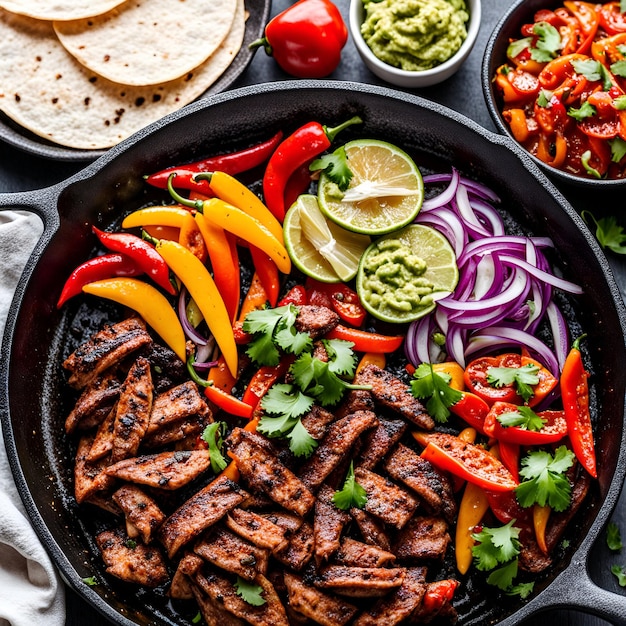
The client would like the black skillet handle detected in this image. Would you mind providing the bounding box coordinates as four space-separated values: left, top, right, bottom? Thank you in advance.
0 187 60 235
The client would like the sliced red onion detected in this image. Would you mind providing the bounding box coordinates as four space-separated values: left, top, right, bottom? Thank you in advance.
497 255 583 294
421 168 460 211
546 300 571 371
177 287 209 346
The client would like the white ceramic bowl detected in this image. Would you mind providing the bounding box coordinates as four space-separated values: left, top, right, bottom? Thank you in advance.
349 0 481 88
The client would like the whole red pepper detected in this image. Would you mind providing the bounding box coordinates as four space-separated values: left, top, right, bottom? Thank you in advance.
92 226 176 295
262 115 362 221
560 335 597 478
250 0 348 78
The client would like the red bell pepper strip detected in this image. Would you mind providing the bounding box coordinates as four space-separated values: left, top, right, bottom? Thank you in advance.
241 356 294 409
413 431 518 492
262 115 362 221
249 245 280 308
421 579 459 616
144 130 283 194
448 391 490 435
91 226 176 295
324 324 404 354
204 384 253 419
277 284 308 307
232 272 271 344
249 0 348 78
283 162 313 211
306 278 367 327
56 253 143 308
497 440 520 484
560 335 597 478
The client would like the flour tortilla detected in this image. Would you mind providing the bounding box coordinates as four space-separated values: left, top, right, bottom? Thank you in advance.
0 0 128 21
0 1 245 149
53 0 237 87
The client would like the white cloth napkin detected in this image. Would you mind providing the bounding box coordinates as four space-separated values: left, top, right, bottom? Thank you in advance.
0 211 65 626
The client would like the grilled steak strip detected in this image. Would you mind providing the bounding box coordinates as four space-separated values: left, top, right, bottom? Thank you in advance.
355 417 408 471
191 584 246 626
225 508 287 551
335 537 396 568
335 389 375 419
95 528 169 588
300 404 337 441
146 380 209 435
384 443 457 523
142 414 211 449
298 410 378 491
74 434 115 504
273 520 315 571
392 515 451 561
112 484 166 544
63 317 152 389
159 475 248 558
352 567 428 626
350 507 392 551
314 565 407 598
354 467 419 529
295 305 340 338
353 364 434 430
313 485 351 565
283 572 358 626
111 356 153 462
87 406 116 462
228 427 315 517
195 526 269 581
64 371 121 434
105 450 212 490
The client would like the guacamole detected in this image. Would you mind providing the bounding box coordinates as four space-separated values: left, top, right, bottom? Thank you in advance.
361 0 469 71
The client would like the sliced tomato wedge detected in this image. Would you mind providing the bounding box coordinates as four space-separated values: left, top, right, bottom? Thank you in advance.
599 1 626 34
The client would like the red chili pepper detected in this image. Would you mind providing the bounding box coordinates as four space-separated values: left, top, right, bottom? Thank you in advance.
277 284 308 307
92 226 176 295
56 253 143 308
497 440 521 483
283 162 313 211
561 335 597 478
421 579 459 615
449 391 490 435
249 245 280 308
241 356 294 409
324 324 404 354
204 384 253 419
262 115 362 221
305 278 367 327
144 131 283 194
250 0 348 78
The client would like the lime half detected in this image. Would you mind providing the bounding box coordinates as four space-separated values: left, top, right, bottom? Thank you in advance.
318 139 424 236
356 224 459 324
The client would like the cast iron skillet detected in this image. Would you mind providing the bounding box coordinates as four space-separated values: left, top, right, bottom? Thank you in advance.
1 81 625 626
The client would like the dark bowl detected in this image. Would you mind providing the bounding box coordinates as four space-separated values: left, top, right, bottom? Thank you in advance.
1 81 626 626
481 0 626 189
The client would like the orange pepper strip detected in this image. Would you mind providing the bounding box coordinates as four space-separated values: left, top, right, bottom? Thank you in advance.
238 272 270 321
179 210 208 262
207 355 238 393
503 108 530 143
249 245 280 308
355 352 386 377
143 224 179 242
533 503 551 555
432 362 465 391
456 481 490 574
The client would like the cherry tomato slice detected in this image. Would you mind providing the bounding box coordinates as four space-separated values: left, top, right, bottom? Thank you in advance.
600 1 626 35
306 278 367 326
464 354 524 405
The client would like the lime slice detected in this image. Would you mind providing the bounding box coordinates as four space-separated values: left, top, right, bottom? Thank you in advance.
318 139 424 236
356 224 459 324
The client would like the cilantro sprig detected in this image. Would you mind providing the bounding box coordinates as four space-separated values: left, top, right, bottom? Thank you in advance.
530 22 561 62
571 58 613 90
497 405 546 431
332 461 367 510
607 521 623 552
310 145 354 191
201 422 228 473
234 576 266 606
486 363 540 403
515 445 575 512
410 363 463 423
582 210 626 254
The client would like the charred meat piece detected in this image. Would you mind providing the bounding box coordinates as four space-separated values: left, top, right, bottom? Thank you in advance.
355 417 407 471
141 342 188 393
353 364 434 430
335 537 396 568
96 528 169 588
159 475 248 558
283 572 358 626
64 371 121 434
112 484 166 544
298 410 378 491
142 414 211 449
335 389 375 419
228 428 315 517
392 515 451 562
273 520 315 571
384 443 457 523
105 449 212 490
63 317 153 389
352 567 427 626
313 485 351 565
195 526 269 581
300 404 337 441
170 553 203 600
295 305 340 339
146 380 209 436
350 507 392 551
225 508 287 552
354 467 419 530
313 565 406 598
74 434 115 504
87 406 116 462
194 568 289 626
111 356 153 462
191 584 246 626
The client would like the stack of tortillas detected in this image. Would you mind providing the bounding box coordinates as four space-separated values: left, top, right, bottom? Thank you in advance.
0 0 246 150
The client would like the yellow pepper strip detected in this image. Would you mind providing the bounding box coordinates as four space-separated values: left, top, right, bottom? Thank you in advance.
432 362 465 391
82 277 186 362
207 171 284 242
156 239 238 378
179 210 208 262
457 427 477 444
121 205 191 229
202 197 291 274
355 352 386 377
456 481 490 575
533 503 551 555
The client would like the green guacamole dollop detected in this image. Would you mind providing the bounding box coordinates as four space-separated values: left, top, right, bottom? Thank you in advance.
361 0 469 71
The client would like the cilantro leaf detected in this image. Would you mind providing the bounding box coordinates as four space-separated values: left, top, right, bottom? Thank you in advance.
487 559 519 591
506 581 535 598
607 521 623 552
192 611 202 624
611 59 626 78
201 422 228 473
582 210 626 254
472 520 521 571
497 405 546 431
581 150 603 179
613 565 626 586
515 446 575 511
572 58 613 90
82 576 98 586
234 577 266 606
410 363 463 423
568 101 596 121
260 384 314 421
323 339 357 376
507 36 532 60
537 89 552 107
530 22 561 62
610 136 626 163
309 145 353 191
332 461 367 510
287 418 318 458
487 363 540 403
